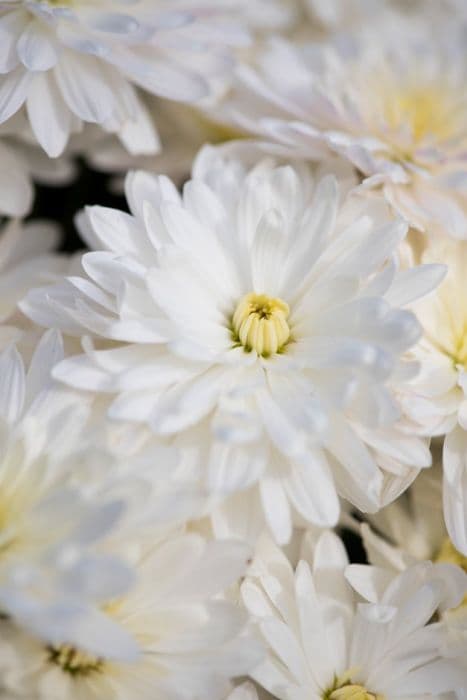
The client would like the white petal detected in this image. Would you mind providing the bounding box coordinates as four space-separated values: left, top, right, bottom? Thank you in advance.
26 71 71 157
17 20 58 71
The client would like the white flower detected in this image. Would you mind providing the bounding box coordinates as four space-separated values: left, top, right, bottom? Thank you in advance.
405 238 467 436
221 15 467 238
2 532 261 700
397 237 467 556
351 462 467 700
21 149 442 543
0 329 138 659
0 0 248 157
243 530 467 700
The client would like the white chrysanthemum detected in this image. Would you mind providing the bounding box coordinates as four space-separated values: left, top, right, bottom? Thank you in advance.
21 149 443 543
0 0 248 157
350 463 467 700
221 16 467 238
1 532 261 700
0 329 140 661
243 531 467 700
397 237 467 556
407 239 467 435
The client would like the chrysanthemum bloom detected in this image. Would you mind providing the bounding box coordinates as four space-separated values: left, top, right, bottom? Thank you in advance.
349 458 467 700
243 531 467 700
0 330 138 658
1 532 261 700
0 0 248 157
221 15 467 238
397 237 467 555
22 150 443 543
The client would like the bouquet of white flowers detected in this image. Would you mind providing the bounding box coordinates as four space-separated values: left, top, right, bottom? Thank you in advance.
0 1 465 699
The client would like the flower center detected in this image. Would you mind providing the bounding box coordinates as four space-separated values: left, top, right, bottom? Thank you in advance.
330 687 383 700
49 645 103 677
232 293 291 357
324 672 385 700
383 85 456 143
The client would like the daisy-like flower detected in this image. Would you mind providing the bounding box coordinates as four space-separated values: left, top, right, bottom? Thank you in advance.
0 0 248 157
22 149 442 544
1 532 261 700
243 531 467 700
0 329 138 659
402 237 467 439
350 462 467 700
221 14 467 238
396 236 467 555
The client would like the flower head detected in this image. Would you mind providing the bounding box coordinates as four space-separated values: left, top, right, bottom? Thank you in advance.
243 531 467 700
1 532 261 700
220 15 467 238
0 330 138 659
22 149 442 543
0 0 248 156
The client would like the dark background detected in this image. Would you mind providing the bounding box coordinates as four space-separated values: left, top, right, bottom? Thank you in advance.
31 159 128 253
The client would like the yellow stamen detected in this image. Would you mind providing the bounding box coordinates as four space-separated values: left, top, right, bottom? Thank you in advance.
330 685 384 700
232 293 291 357
324 671 385 700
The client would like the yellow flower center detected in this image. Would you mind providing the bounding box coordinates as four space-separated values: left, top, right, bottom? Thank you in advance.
49 645 103 676
232 293 291 357
324 672 385 700
383 85 456 144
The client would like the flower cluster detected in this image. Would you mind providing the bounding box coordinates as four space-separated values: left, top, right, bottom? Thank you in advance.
0 1 466 699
